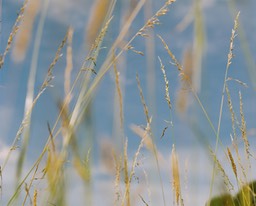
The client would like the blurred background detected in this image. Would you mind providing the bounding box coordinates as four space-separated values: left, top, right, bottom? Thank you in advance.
0 0 256 205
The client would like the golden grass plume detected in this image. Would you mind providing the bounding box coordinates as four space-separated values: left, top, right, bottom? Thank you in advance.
210 149 234 192
227 147 238 179
171 145 183 206
33 189 37 206
113 51 124 129
159 56 172 110
0 0 29 68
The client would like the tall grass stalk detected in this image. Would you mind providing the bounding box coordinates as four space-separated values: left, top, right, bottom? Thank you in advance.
208 12 240 203
171 145 184 206
144 0 156 130
158 35 218 139
227 0 256 90
16 0 49 185
6 30 69 205
136 73 166 206
111 0 130 152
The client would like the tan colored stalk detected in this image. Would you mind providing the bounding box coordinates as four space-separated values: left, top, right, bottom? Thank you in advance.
171 145 184 206
0 0 29 68
12 0 40 62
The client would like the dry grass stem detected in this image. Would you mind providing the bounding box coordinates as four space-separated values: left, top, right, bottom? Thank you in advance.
137 0 176 38
57 100 91 183
0 0 29 68
22 164 39 206
41 30 68 91
24 183 32 205
226 12 240 70
210 149 234 192
123 140 130 206
33 189 37 206
45 150 66 204
126 45 144 56
114 155 122 205
158 34 218 141
227 147 238 179
15 0 50 182
171 145 183 206
208 12 240 199
122 134 149 206
47 122 56 153
158 56 172 110
89 16 114 58
231 135 247 181
113 51 124 129
136 73 166 206
136 73 150 124
73 151 91 183
144 0 156 125
71 17 113 129
158 35 183 72
239 91 251 162
225 86 238 141
130 124 154 152
226 77 248 88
